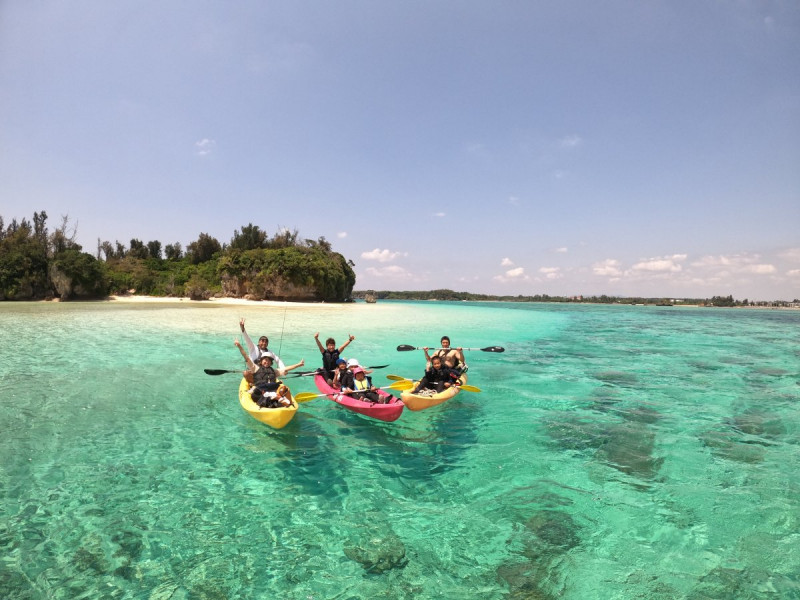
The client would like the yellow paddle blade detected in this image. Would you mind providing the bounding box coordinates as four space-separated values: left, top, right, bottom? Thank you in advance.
457 384 481 392
386 374 410 381
388 380 414 391
294 392 324 403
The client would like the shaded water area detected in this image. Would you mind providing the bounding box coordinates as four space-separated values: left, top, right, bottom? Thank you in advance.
1 300 798 599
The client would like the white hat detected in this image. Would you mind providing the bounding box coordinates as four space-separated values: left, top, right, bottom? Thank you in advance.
347 358 360 368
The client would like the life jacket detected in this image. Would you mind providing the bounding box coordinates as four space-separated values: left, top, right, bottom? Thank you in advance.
352 375 372 391
337 369 354 390
321 349 340 373
426 366 457 385
254 366 277 387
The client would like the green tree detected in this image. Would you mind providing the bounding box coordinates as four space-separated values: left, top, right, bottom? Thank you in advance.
186 233 221 264
0 219 49 299
146 240 163 260
164 242 183 260
50 248 109 299
230 223 268 251
128 239 149 260
48 215 81 256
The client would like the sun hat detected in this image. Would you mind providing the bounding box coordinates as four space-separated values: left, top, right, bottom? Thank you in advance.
352 367 365 375
336 358 346 365
347 358 360 368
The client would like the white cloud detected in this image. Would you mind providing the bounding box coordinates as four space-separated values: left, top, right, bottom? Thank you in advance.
539 267 562 280
742 264 777 274
433 212 446 217
554 247 568 253
632 258 683 273
508 196 520 206
361 248 405 263
493 266 530 283
337 232 347 238
593 259 623 277
501 257 514 267
778 248 800 263
787 269 800 277
194 138 216 156
559 134 583 148
691 253 775 275
364 265 413 279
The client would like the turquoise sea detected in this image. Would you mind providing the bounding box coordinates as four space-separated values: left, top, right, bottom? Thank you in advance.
0 300 798 599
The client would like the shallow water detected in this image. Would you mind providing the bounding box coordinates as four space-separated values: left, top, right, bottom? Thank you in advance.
1 301 798 599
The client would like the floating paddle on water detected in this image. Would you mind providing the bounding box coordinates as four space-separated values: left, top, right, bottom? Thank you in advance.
293 380 413 403
386 374 482 393
396 345 504 353
204 368 242 376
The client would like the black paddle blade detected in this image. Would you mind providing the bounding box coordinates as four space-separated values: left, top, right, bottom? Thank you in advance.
204 369 239 375
396 345 417 351
482 346 505 353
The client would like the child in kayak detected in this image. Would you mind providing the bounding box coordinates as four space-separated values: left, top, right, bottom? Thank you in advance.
331 358 352 390
314 332 355 384
411 355 460 395
342 367 391 404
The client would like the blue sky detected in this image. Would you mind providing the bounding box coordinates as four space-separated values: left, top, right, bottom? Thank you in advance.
2 1 798 300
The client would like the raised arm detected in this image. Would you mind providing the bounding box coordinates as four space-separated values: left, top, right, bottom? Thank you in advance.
338 334 355 353
455 347 465 367
423 346 432 369
234 339 257 372
277 358 305 376
240 319 257 358
313 332 325 353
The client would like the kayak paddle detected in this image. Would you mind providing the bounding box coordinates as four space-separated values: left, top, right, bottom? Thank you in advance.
204 368 242 376
284 364 391 379
293 380 413 403
396 345 505 353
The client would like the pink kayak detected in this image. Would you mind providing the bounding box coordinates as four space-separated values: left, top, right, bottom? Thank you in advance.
313 374 404 422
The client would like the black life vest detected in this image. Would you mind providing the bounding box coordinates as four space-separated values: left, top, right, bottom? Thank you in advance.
254 366 277 387
426 366 456 385
322 349 340 373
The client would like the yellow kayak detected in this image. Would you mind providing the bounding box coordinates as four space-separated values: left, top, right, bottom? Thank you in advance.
237 378 298 429
400 374 468 411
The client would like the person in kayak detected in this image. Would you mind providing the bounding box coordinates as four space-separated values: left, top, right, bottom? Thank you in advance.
331 358 352 390
314 332 355 383
239 318 286 370
423 336 466 373
249 384 292 408
343 367 391 403
234 340 304 405
411 355 460 394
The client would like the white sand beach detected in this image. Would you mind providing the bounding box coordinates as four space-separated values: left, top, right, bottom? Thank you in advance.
106 294 334 308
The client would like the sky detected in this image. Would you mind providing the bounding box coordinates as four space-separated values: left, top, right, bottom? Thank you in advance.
1 1 799 301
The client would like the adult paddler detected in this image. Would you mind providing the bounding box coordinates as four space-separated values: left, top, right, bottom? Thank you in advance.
239 318 286 371
423 336 466 373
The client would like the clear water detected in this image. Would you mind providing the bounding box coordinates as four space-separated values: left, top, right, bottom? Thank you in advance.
1 301 798 599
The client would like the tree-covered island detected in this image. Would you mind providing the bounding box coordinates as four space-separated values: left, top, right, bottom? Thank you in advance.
0 211 355 302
